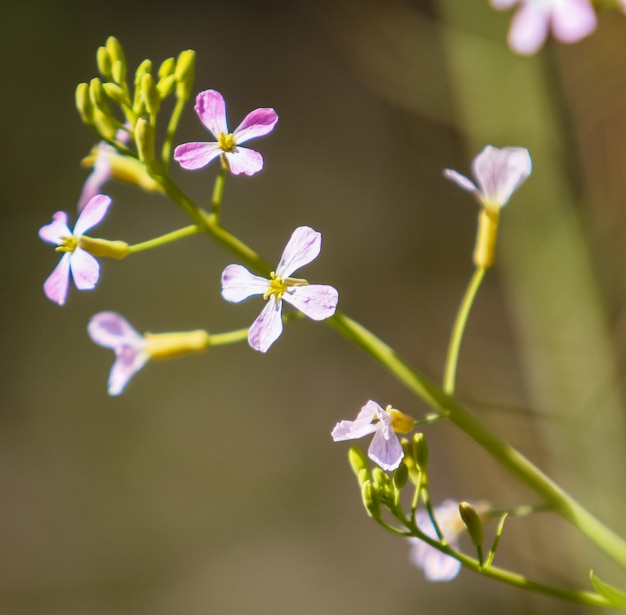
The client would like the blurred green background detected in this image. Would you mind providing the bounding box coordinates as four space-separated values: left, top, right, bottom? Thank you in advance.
2 0 626 613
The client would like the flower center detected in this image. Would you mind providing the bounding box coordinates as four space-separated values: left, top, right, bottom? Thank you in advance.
218 132 237 152
263 272 309 301
55 235 78 253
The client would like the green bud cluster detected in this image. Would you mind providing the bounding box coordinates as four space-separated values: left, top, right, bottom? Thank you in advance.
401 432 429 485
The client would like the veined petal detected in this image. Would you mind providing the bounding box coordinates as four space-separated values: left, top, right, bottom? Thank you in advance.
43 254 71 305
276 226 321 278
283 284 338 320
70 248 100 290
472 146 531 207
87 311 144 350
508 3 550 55
248 296 283 353
225 148 264 176
221 264 269 303
108 344 149 395
551 0 596 43
39 211 71 245
74 194 112 236
368 427 404 471
194 90 228 138
174 142 223 170
331 400 381 441
442 169 478 195
233 107 278 143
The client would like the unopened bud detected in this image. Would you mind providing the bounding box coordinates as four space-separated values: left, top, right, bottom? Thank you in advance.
361 481 381 519
414 432 429 473
134 59 152 88
459 502 484 547
96 46 112 78
158 57 176 79
175 49 195 100
348 446 369 479
157 74 176 99
105 36 126 67
89 77 110 115
473 207 500 268
103 82 129 106
135 117 155 165
111 60 127 87
393 462 409 491
141 73 160 115
75 83 94 124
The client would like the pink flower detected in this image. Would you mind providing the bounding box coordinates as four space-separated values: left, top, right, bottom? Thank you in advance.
221 226 338 352
491 0 597 55
444 146 531 210
78 142 113 212
174 89 278 176
88 311 148 395
408 500 463 582
331 400 415 471
38 194 112 305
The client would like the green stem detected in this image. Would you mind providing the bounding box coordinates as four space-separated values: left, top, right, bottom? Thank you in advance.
443 266 487 394
211 167 227 220
161 95 186 168
127 224 201 254
209 327 249 347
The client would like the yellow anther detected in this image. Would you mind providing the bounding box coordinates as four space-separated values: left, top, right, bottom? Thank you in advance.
55 236 78 253
388 407 416 434
218 132 237 152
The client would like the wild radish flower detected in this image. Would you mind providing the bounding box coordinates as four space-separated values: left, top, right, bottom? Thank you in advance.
408 500 464 582
490 0 597 55
174 89 278 176
444 146 531 267
38 194 112 306
88 311 210 395
331 400 416 471
221 226 338 352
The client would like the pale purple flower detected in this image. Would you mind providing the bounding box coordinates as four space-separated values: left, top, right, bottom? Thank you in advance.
174 89 278 176
88 311 149 395
491 0 597 55
38 194 112 306
444 146 531 210
221 226 338 352
331 400 415 471
408 500 463 582
78 141 113 212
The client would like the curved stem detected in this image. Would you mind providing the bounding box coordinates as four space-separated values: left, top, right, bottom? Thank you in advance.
127 224 201 254
443 266 487 394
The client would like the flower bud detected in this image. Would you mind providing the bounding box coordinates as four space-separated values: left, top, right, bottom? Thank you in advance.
157 74 176 99
393 461 409 490
75 82 94 124
141 73 160 115
111 60 127 87
103 82 129 106
413 432 429 473
348 446 369 480
134 59 152 88
473 207 500 268
459 501 484 547
361 481 381 519
89 77 111 115
78 236 130 259
175 49 195 100
135 117 155 165
97 46 112 78
144 330 210 360
105 36 126 68
158 57 176 79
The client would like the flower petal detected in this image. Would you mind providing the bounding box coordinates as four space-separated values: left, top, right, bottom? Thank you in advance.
490 0 517 8
174 142 223 170
74 194 112 236
108 344 149 395
551 0 596 43
78 144 113 212
331 400 381 441
408 538 461 582
233 107 278 144
368 427 404 471
225 148 264 176
507 3 550 55
442 169 478 196
248 296 283 353
472 146 531 207
70 248 100 290
221 264 269 303
39 211 71 245
194 89 228 138
43 254 71 305
87 311 144 350
276 226 321 278
283 284 338 320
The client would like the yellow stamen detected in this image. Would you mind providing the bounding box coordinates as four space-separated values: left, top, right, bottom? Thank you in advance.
263 272 309 301
55 236 78 253
218 132 237 152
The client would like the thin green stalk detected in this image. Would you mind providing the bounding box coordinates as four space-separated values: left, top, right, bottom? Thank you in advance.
161 95 186 168
209 327 249 346
211 167 227 220
443 266 486 394
127 224 201 254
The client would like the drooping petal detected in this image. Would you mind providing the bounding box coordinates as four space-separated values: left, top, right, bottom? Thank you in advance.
78 143 113 212
43 254 71 305
283 284 338 320
551 0 596 43
221 264 269 303
331 400 381 441
194 89 229 138
408 537 461 582
69 248 100 290
224 148 264 176
442 169 478 196
248 296 284 353
39 211 71 245
368 426 404 471
507 3 550 55
472 146 531 207
233 107 278 144
108 344 149 395
87 311 144 350
174 142 223 170
276 226 321 278
74 194 112 236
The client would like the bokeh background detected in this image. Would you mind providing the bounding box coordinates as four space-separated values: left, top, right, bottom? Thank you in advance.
3 0 626 613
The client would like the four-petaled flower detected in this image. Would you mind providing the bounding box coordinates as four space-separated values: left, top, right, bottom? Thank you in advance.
408 500 465 582
443 145 531 210
490 0 597 55
221 226 338 353
174 89 278 176
38 194 112 306
331 400 415 471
